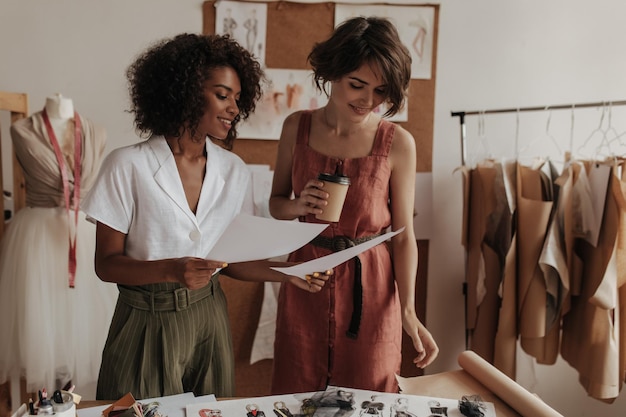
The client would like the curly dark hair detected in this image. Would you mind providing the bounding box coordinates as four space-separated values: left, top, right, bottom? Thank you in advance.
308 17 411 117
126 33 264 149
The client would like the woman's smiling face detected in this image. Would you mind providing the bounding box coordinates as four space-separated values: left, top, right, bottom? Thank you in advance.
198 66 241 140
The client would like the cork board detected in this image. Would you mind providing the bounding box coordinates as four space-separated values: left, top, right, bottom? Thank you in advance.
202 1 439 172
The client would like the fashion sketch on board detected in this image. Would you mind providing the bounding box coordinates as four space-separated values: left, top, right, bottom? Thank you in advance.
215 0 267 66
237 69 328 140
334 4 435 79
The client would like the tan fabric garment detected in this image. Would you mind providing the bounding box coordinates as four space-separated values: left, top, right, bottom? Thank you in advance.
493 235 518 378
473 162 515 363
612 160 626 385
561 162 621 401
463 167 488 341
10 111 106 208
516 164 552 348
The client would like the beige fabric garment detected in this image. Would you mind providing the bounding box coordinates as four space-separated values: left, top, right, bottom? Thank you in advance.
561 162 621 401
538 161 570 329
516 163 554 360
473 162 515 363
522 161 572 365
460 166 471 248
569 161 601 296
556 162 581 316
10 111 106 208
492 159 518 378
463 167 488 342
472 242 502 362
493 235 518 378
616 160 626 385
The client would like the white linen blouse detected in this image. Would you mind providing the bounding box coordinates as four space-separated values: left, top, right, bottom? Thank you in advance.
81 136 253 261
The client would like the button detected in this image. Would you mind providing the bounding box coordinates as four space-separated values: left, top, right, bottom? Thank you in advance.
189 230 201 241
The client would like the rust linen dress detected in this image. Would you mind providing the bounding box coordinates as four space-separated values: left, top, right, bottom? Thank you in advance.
272 111 402 394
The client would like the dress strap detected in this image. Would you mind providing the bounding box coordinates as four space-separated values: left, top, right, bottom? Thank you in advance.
295 110 313 145
370 119 396 158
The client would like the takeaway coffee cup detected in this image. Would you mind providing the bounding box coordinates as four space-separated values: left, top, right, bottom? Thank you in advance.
315 173 351 222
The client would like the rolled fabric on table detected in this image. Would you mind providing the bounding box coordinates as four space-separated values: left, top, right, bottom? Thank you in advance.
458 350 563 417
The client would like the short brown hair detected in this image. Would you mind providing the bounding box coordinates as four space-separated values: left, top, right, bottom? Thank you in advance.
308 16 411 117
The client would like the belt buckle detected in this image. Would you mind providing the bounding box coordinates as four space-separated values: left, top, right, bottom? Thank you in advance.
174 287 190 311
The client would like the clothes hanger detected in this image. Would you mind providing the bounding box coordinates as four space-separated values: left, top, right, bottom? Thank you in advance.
564 104 575 164
468 110 493 167
604 102 626 155
517 107 562 168
576 103 605 159
576 102 622 160
543 108 564 158
593 102 619 158
513 108 545 168
514 108 520 160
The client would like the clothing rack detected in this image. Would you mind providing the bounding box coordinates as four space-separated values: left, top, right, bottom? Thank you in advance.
451 99 626 350
451 99 626 166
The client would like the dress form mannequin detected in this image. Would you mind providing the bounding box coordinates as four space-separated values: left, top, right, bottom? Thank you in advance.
45 93 74 119
0 96 117 398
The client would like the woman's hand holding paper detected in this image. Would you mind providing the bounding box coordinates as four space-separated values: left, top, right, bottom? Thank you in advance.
288 269 333 293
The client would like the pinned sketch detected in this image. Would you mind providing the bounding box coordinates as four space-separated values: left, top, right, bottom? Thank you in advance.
335 5 435 79
238 68 329 140
215 0 267 65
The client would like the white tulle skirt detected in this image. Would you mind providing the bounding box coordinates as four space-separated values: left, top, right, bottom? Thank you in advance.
0 207 118 393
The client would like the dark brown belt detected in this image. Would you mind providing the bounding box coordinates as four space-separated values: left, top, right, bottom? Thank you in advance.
310 233 381 339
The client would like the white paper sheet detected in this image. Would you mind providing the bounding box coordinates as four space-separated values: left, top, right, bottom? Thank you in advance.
206 214 328 263
271 227 404 279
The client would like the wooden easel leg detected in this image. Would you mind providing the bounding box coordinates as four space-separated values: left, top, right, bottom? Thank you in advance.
0 377 33 417
19 379 30 412
0 381 11 417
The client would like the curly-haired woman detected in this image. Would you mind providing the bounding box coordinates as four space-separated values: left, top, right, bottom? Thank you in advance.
82 33 330 400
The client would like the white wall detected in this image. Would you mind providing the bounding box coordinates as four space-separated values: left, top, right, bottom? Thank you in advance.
2 0 626 415
431 2 626 416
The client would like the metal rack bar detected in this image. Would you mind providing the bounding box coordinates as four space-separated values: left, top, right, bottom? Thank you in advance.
451 99 626 166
